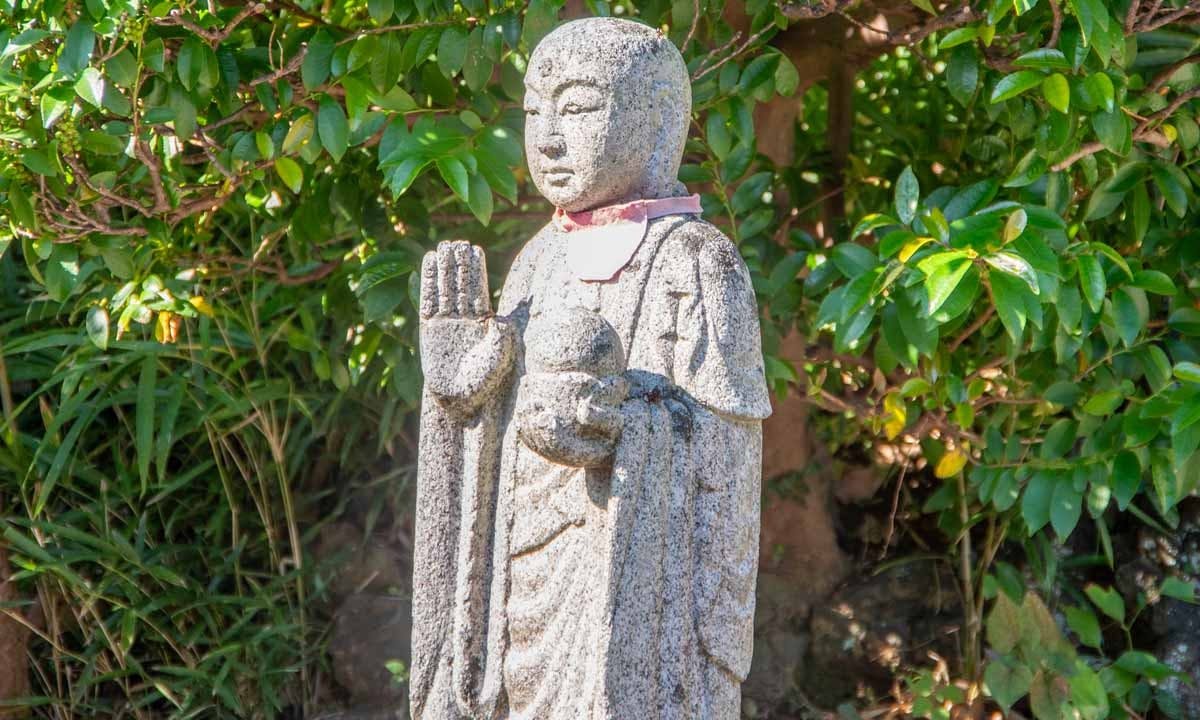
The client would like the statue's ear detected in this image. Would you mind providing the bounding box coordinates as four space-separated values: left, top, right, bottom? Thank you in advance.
649 78 688 173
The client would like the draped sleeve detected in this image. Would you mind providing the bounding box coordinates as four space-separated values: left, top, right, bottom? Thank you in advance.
668 223 772 422
654 222 770 689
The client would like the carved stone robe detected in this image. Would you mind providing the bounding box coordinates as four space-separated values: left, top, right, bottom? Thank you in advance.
411 214 771 720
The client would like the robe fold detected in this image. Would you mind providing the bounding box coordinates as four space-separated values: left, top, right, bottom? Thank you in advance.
411 214 770 720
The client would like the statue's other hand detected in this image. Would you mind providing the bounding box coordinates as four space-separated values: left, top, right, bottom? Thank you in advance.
419 241 515 415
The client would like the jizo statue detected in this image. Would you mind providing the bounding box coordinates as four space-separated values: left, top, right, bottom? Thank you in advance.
410 17 771 720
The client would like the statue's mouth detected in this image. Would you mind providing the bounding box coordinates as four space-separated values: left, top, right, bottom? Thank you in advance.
543 168 574 186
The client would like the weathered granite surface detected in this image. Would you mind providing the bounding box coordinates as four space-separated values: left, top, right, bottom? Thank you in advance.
411 18 770 719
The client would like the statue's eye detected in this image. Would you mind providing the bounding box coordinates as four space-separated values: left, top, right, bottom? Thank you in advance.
525 107 540 116
561 102 596 115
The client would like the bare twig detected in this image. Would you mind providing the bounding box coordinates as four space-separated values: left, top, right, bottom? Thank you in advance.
780 0 851 21
1149 54 1200 92
889 3 979 46
691 25 776 82
949 307 994 353
1046 0 1062 48
155 3 267 45
1134 0 1200 31
683 0 701 51
333 18 470 46
1126 0 1142 32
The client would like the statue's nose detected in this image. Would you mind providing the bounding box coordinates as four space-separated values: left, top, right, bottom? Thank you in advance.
538 135 566 159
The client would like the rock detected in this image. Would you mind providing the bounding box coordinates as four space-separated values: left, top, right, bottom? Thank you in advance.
328 594 411 711
312 709 407 720
803 561 962 706
0 549 30 719
314 522 408 599
743 573 809 712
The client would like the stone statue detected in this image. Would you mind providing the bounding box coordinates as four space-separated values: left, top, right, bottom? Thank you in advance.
410 17 771 720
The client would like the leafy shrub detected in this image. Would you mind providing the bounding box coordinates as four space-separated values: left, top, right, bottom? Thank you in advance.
2 0 1200 717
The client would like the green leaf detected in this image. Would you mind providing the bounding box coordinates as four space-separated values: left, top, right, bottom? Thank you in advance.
985 251 1038 293
368 0 395 23
1070 662 1110 720
1132 270 1176 296
7 184 36 229
1066 605 1103 648
1023 470 1055 533
1076 254 1106 313
437 26 468 77
894 166 919 224
462 27 492 92
947 45 979 106
317 95 349 162
1083 389 1123 416
939 26 979 48
274 157 304 193
850 213 900 239
466 172 493 225
1051 477 1083 539
136 354 157 495
85 307 109 350
990 271 1029 342
1015 48 1070 69
1113 287 1148 347
1042 73 1070 113
1082 72 1115 112
302 31 335 89
59 21 95 77
831 243 879 277
1112 451 1141 510
1042 419 1077 459
921 254 972 315
986 592 1024 653
984 660 1033 710
74 66 105 107
1169 308 1200 336
775 53 800 96
990 70 1044 103
1160 577 1195 602
1093 108 1132 155
1004 150 1047 188
44 244 79 301
40 86 73 129
1174 362 1200 384
1085 584 1125 623
282 113 314 154
371 32 405 92
1152 163 1190 217
436 156 469 202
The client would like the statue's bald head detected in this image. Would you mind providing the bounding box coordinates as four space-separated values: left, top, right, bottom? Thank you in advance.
524 18 691 212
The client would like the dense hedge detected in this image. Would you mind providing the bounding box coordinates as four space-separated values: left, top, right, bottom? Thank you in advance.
2 0 1200 717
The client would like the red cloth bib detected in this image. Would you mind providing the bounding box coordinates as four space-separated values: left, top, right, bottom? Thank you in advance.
552 194 702 282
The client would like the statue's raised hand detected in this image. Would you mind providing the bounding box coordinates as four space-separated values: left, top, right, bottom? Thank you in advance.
419 240 516 418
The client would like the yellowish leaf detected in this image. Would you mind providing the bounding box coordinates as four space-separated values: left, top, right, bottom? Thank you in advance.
189 295 215 318
883 393 907 440
935 447 968 478
154 311 180 344
899 236 934 263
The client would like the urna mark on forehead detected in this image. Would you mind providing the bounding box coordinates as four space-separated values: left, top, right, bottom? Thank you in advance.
523 53 612 99
524 19 676 98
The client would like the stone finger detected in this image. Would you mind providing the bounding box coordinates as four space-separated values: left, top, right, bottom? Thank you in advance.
419 251 439 319
453 241 472 316
469 245 490 316
437 241 458 316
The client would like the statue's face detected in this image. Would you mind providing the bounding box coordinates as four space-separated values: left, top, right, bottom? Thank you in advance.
524 52 657 212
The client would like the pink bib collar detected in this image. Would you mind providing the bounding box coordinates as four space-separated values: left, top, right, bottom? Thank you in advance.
552 194 702 282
